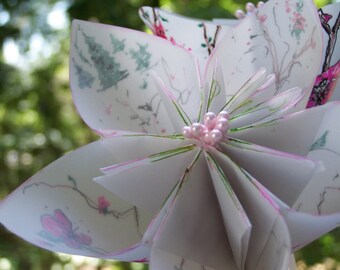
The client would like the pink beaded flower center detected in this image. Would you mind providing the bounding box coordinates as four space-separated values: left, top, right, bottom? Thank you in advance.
182 111 229 147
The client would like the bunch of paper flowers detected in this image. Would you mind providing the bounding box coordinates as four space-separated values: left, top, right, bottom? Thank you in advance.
1 0 340 269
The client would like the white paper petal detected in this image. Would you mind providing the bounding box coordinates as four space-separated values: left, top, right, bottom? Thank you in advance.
205 0 323 109
150 248 216 270
151 72 193 131
230 87 306 129
281 205 340 251
219 139 323 207
152 154 238 270
290 255 297 270
0 139 156 259
210 148 291 270
205 152 251 270
70 19 200 135
142 176 184 245
250 181 340 252
224 67 268 113
139 7 232 72
231 102 339 156
230 74 278 118
212 19 238 26
204 61 227 114
294 102 340 214
95 144 199 214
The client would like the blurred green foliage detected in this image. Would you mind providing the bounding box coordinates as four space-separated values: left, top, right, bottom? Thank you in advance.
0 0 337 269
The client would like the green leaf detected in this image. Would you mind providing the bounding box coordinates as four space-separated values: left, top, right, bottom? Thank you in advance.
310 131 329 151
159 15 168 22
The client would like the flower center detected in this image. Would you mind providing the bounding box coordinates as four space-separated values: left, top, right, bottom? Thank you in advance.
182 111 229 147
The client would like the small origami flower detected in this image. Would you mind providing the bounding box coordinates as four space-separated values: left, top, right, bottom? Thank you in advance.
1 1 340 270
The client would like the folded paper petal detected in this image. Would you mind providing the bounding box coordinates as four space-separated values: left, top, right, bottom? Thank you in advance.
294 103 340 214
229 87 305 129
95 144 199 214
231 102 339 156
210 149 291 270
0 140 150 259
152 154 238 269
223 67 268 114
70 19 201 135
231 73 277 114
142 175 184 245
219 139 322 207
248 179 340 251
205 152 251 270
280 203 340 251
205 0 323 109
204 61 227 114
0 135 190 260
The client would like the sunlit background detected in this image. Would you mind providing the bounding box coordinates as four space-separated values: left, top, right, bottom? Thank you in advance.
0 0 339 269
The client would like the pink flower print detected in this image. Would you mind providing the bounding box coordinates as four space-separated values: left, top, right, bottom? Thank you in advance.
320 12 332 25
292 12 306 30
307 60 340 107
154 21 167 39
285 0 291 13
40 209 92 249
170 36 178 46
258 14 267 23
97 196 110 215
291 12 306 39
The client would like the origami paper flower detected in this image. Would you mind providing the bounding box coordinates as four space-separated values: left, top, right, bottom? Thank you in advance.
1 0 340 270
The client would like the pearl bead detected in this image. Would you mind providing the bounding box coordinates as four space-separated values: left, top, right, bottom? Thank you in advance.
204 112 217 129
203 132 213 144
191 123 204 137
210 129 223 143
246 2 256 13
235 9 245 19
257 1 265 8
218 111 229 120
216 118 229 132
182 126 192 138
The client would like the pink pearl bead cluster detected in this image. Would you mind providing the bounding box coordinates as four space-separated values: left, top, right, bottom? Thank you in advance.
182 111 230 146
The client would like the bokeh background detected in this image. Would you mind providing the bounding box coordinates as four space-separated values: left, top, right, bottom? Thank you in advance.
0 0 339 269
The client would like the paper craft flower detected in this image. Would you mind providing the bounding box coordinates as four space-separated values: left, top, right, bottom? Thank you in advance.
1 0 340 270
